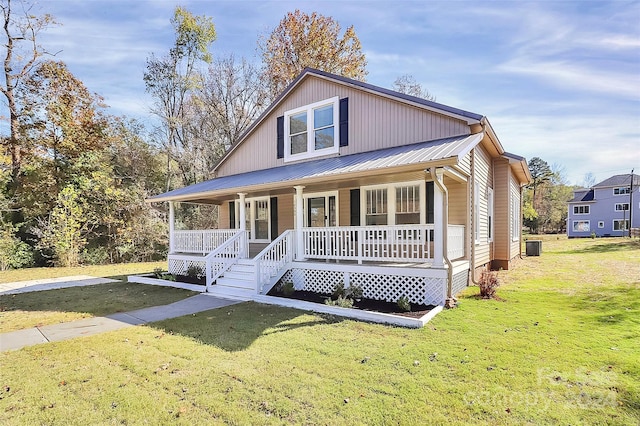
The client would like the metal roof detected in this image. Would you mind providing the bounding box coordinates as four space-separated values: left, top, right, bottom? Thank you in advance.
148 133 482 202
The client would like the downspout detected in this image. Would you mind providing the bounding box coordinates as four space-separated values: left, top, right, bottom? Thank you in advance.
429 167 455 308
470 150 480 285
519 184 524 259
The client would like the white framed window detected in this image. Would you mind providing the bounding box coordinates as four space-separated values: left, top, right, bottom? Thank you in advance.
598 221 604 228
395 185 420 225
487 188 494 242
573 205 590 215
613 187 630 195
235 197 270 242
613 219 629 231
572 220 590 232
361 181 425 226
614 203 629 211
511 197 520 241
284 97 339 162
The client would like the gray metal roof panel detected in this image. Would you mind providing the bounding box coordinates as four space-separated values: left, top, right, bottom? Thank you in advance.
149 133 481 202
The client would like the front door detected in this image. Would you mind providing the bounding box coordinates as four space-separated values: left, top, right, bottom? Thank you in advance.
306 195 337 227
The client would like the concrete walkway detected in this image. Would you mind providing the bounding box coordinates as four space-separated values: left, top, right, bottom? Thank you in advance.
0 294 240 352
0 275 119 296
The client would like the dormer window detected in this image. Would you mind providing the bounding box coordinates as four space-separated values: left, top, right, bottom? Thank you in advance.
284 97 340 162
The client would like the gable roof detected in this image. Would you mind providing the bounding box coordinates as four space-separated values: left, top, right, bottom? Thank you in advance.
213 68 485 175
148 133 483 203
593 173 640 188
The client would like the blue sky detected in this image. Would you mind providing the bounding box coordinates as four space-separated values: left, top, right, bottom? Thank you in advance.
19 1 640 185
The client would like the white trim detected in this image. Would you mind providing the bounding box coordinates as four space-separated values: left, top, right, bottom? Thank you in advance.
303 190 339 227
613 187 630 195
360 180 426 226
474 182 480 244
235 196 271 243
487 187 494 243
612 219 629 231
572 220 590 233
598 221 605 228
614 203 630 212
283 96 340 163
573 205 590 215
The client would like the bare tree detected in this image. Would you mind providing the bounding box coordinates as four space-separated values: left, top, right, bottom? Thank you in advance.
393 74 435 101
1 0 56 185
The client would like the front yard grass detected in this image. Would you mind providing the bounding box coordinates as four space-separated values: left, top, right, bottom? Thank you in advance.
1 237 638 424
0 282 197 334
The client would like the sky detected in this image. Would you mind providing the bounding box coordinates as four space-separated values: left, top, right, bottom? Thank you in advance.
8 0 640 186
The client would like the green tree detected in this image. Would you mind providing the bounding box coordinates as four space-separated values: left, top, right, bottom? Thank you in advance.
144 6 216 189
259 9 367 98
39 185 86 267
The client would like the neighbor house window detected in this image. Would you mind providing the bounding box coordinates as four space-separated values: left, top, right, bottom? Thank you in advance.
613 187 630 195
614 203 629 211
572 220 590 232
598 221 604 228
613 219 629 231
573 205 590 215
395 185 420 225
284 97 339 161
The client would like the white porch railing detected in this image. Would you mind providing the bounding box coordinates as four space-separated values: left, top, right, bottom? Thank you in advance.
302 224 465 263
172 229 238 254
204 231 248 290
255 230 295 294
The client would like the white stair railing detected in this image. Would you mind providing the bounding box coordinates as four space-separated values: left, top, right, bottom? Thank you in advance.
204 230 248 291
255 230 295 294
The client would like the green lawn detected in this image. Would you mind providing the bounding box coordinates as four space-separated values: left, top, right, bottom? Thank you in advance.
1 238 638 424
0 261 166 284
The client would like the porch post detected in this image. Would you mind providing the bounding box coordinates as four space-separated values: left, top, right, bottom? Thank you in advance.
238 193 247 258
433 170 445 268
294 185 306 261
168 201 175 254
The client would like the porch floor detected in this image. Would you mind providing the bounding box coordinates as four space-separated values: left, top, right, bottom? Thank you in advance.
297 258 470 270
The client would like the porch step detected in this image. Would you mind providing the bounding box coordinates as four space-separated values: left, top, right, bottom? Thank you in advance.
207 285 254 301
216 276 255 290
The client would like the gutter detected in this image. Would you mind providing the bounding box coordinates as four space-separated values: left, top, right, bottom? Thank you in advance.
469 149 480 286
429 167 455 308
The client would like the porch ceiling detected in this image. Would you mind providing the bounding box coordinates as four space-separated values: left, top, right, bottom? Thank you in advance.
148 133 482 204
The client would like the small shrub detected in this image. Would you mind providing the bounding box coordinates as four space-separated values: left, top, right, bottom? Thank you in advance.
479 270 500 299
346 284 363 301
153 267 164 279
186 264 205 279
397 296 411 312
325 296 354 308
162 273 176 282
282 281 295 296
332 282 346 299
590 232 596 239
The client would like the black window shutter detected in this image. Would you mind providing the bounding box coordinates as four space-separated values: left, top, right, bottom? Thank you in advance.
350 189 360 226
276 116 284 159
270 197 278 240
229 201 236 229
339 98 349 147
426 182 434 224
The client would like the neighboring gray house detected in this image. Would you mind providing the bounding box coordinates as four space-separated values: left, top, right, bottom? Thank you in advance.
567 174 639 237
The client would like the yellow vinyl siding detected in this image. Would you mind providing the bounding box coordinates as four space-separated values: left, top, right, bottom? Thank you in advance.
473 145 492 267
216 76 470 177
447 180 467 226
219 202 230 230
492 158 510 261
509 174 521 257
277 193 294 236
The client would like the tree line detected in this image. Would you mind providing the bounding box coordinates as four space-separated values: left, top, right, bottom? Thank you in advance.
4 2 437 269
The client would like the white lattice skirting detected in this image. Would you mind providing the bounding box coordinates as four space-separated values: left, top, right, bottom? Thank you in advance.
168 257 206 276
281 263 447 306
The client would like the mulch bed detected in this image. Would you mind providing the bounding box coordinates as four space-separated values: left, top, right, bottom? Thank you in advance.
267 289 434 319
175 275 206 286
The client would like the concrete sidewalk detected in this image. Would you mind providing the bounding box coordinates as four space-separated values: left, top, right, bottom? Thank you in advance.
0 275 118 296
0 294 240 352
